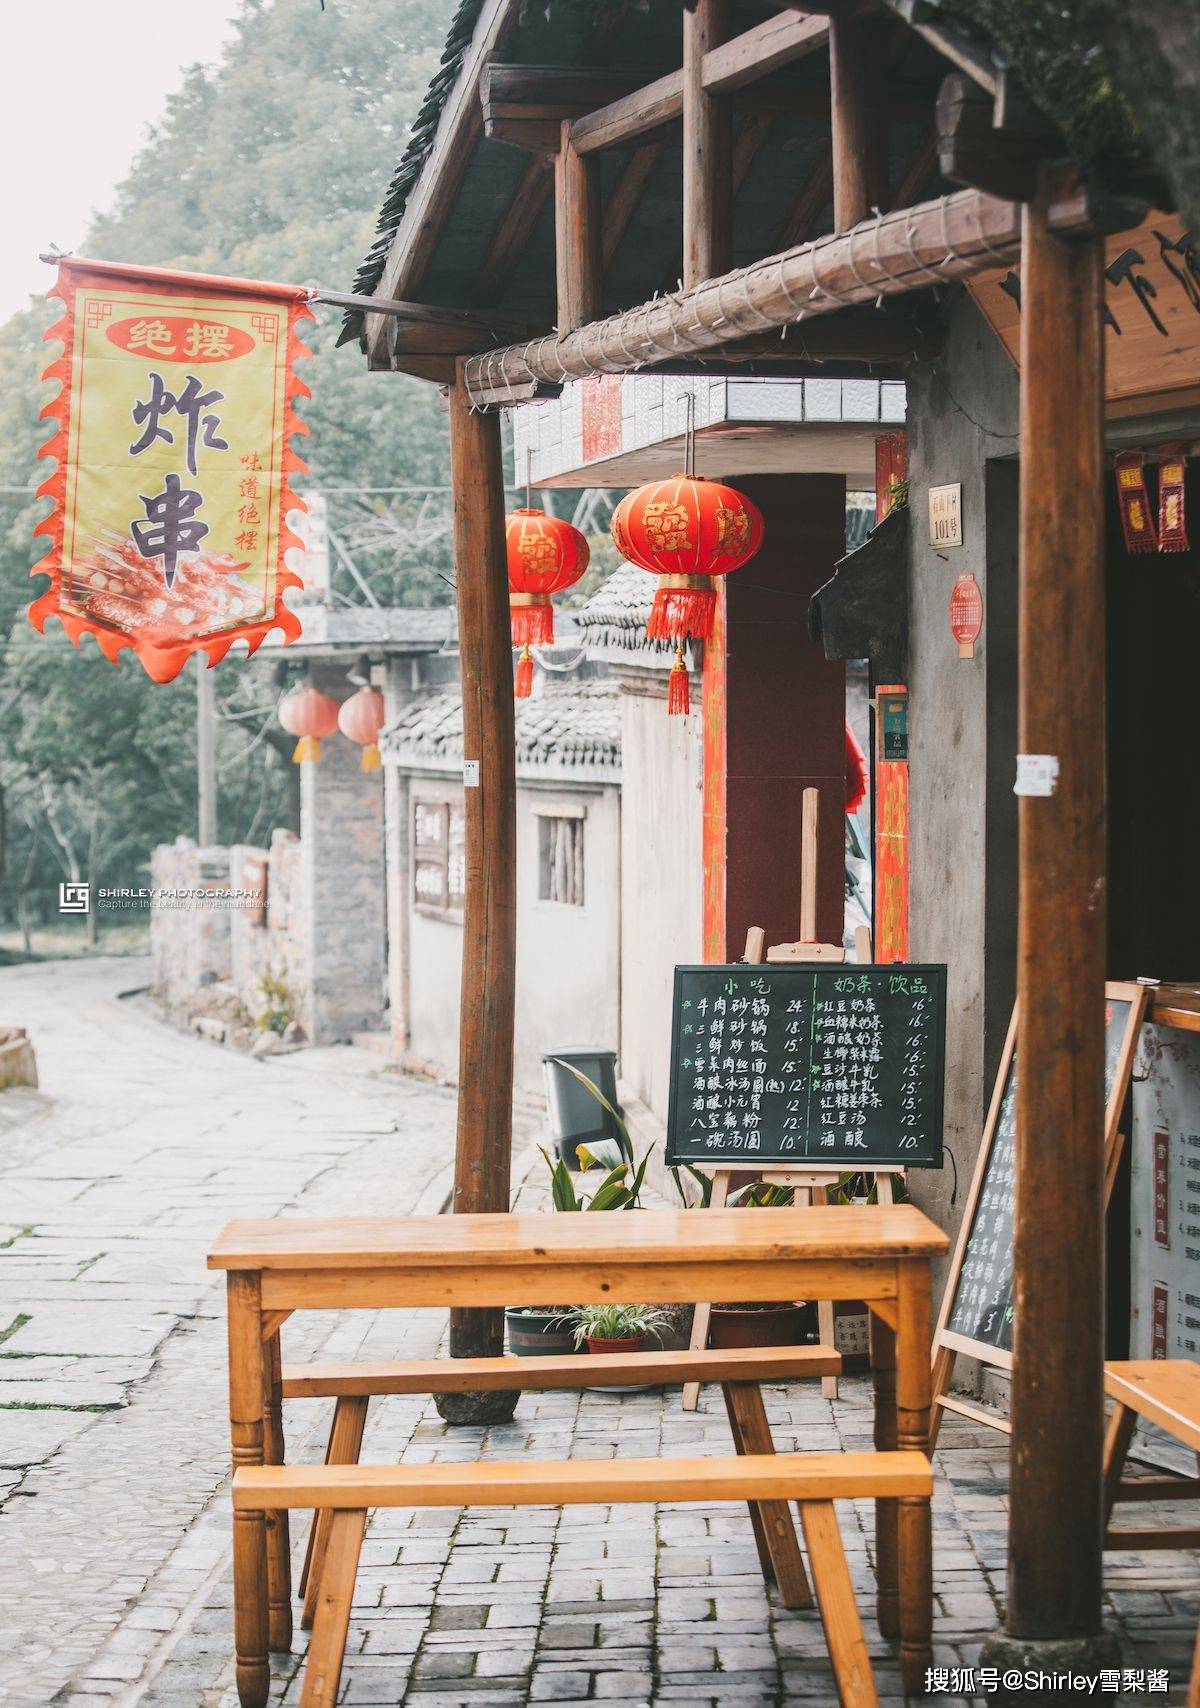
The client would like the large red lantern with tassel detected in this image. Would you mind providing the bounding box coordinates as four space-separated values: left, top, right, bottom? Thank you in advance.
338 686 386 772
611 473 764 714
278 687 339 764
506 508 589 697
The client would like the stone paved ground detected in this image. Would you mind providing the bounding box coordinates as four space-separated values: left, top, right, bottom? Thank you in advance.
2 957 1198 1707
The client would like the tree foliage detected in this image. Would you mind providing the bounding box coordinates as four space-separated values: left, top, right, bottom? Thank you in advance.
0 0 458 942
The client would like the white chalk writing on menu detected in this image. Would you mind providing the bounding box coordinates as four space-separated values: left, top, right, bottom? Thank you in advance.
667 965 946 1169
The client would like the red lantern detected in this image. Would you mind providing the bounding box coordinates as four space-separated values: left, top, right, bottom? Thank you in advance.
506 508 589 697
278 687 339 764
337 686 386 772
611 474 764 714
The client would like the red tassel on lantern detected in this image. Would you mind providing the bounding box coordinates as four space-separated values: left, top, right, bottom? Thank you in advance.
667 646 690 716
515 645 535 698
611 473 764 713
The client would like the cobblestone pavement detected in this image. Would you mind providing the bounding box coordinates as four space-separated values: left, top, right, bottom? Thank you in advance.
2 957 1199 1707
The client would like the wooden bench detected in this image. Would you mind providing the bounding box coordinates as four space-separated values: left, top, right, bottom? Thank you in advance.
236 1448 930 1708
1103 1361 1200 1707
285 1343 841 1631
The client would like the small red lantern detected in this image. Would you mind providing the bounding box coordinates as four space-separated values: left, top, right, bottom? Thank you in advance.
278 686 339 764
611 473 764 714
506 508 589 697
338 686 387 772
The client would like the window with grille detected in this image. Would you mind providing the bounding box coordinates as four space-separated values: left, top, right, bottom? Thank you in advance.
413 798 466 920
538 814 585 907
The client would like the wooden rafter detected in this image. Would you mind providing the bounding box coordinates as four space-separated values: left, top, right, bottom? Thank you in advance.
892 133 938 210
473 156 553 307
774 153 834 251
602 140 669 270
460 175 1124 402
570 12 829 156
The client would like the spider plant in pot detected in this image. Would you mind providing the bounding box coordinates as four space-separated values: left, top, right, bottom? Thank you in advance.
569 1302 671 1357
505 1129 652 1357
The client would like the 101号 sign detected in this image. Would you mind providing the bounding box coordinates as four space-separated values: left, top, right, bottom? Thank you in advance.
928 482 963 547
31 257 312 681
666 963 946 1169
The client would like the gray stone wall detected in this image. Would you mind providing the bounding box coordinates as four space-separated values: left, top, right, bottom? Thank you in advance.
904 291 1020 1286
300 672 387 1045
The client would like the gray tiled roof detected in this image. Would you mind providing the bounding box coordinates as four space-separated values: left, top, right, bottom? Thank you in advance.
575 563 670 659
383 678 620 771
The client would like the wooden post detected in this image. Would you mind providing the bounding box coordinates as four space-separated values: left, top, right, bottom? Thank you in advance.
683 0 732 288
1004 188 1108 1650
829 11 888 232
441 368 519 1423
554 119 602 331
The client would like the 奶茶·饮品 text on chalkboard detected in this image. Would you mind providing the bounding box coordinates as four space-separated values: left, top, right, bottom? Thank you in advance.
666 964 946 1170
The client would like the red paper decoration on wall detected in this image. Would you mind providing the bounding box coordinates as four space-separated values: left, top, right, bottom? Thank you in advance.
949 572 984 660
610 473 764 715
278 687 339 764
505 508 589 697
338 686 386 772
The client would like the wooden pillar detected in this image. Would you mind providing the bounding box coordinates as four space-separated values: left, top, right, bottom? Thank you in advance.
683 0 732 288
554 119 602 331
703 475 847 959
441 369 518 1419
829 11 888 232
1007 191 1107 1642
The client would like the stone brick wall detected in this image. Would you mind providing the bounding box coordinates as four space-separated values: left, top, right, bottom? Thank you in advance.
149 840 233 1007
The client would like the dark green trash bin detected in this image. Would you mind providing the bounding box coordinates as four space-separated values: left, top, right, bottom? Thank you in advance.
542 1047 621 1169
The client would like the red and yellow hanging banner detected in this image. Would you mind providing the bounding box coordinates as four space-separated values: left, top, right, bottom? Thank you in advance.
31 257 312 682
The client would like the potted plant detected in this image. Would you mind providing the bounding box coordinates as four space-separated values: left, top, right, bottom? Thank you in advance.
505 1134 651 1357
670 1172 819 1350
569 1302 671 1357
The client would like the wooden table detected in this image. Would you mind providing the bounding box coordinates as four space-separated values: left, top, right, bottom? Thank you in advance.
209 1204 948 1706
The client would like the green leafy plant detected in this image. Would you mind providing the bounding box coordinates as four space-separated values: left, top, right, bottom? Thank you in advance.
256 971 294 1036
669 1161 714 1207
568 1302 671 1348
539 1144 650 1211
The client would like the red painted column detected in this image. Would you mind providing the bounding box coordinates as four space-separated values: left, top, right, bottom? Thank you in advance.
703 474 847 959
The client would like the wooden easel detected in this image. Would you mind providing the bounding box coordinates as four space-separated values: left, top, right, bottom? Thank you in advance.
927 981 1148 1447
682 789 904 1410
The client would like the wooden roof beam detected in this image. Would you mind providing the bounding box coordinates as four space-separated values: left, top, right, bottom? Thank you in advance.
570 12 829 156
685 0 734 287
830 10 890 229
460 172 1139 402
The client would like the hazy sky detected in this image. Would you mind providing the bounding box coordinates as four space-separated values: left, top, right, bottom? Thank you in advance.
1 1 246 322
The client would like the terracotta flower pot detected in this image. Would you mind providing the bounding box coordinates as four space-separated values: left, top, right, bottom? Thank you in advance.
585 1334 647 1357
709 1303 816 1350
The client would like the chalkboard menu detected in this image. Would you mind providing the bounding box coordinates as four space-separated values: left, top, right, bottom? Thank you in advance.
945 996 1136 1354
665 964 946 1169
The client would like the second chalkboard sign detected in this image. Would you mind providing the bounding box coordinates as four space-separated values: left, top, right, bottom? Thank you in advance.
666 963 946 1170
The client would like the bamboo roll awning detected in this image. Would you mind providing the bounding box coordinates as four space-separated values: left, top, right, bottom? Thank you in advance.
459 176 1100 406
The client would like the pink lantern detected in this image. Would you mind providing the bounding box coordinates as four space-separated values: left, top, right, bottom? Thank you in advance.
337 686 386 772
278 687 339 764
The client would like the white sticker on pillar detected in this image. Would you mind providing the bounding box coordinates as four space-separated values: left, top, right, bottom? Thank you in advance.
1014 754 1059 797
463 760 480 788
